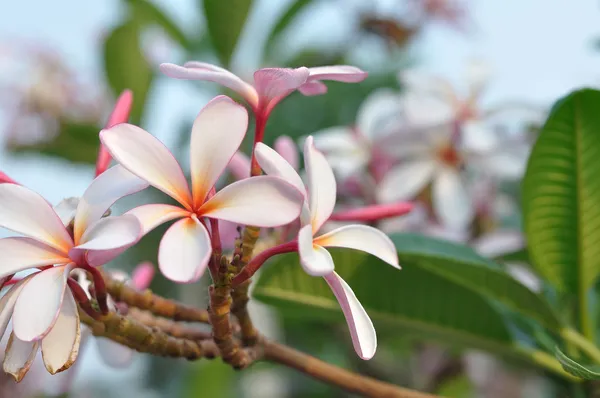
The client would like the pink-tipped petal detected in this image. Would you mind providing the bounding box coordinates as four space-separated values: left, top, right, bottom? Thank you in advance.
54 198 79 227
315 225 400 269
41 289 81 374
274 136 299 170
74 165 148 243
125 204 189 235
329 203 414 222
307 66 368 83
0 237 70 278
253 67 310 112
228 151 251 180
3 334 39 382
190 96 249 207
304 136 337 232
298 225 334 276
255 143 306 197
217 220 241 250
0 276 35 340
199 176 303 227
160 62 259 108
96 90 134 176
0 171 18 184
323 272 376 360
131 262 155 290
100 124 192 208
158 218 212 283
96 338 134 368
13 265 72 342
298 80 328 96
0 184 73 253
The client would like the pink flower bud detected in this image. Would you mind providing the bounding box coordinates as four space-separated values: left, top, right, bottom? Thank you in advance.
95 90 133 176
131 262 155 290
329 202 414 222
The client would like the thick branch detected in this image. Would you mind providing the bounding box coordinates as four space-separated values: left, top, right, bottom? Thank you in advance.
263 339 438 398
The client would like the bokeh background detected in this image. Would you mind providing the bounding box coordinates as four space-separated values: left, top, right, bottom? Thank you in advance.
2 1 600 397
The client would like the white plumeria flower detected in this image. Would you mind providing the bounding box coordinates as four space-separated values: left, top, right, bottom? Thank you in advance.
311 89 403 179
255 137 400 360
100 96 304 283
0 167 146 379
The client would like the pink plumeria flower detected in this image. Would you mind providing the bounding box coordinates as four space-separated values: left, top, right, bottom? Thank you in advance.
0 168 146 379
100 96 304 283
159 62 367 122
228 135 299 181
254 137 400 360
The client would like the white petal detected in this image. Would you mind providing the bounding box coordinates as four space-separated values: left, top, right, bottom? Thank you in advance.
160 62 259 108
0 276 35 340
0 237 70 278
190 96 248 207
158 218 211 283
403 92 455 128
461 120 499 152
100 124 192 208
465 59 491 99
377 160 436 203
41 289 81 374
0 184 72 253
125 204 189 235
304 136 337 232
472 230 525 258
74 165 148 243
357 89 402 141
227 151 251 180
96 338 134 368
13 265 72 342
479 149 528 180
199 176 303 227
53 197 79 227
432 169 474 230
307 66 368 83
76 215 141 251
315 225 399 269
3 333 39 382
298 225 334 276
255 143 306 197
323 272 376 360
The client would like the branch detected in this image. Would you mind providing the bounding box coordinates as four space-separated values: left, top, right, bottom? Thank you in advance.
263 339 438 398
128 308 212 341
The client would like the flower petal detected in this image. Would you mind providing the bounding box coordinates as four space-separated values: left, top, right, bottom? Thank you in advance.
298 225 334 276
0 184 72 253
253 67 309 113
131 262 155 290
357 89 402 141
41 289 81 374
199 176 303 227
432 168 474 230
0 237 70 278
311 127 367 177
100 124 192 208
228 151 251 180
160 62 259 108
315 225 400 269
307 65 368 83
472 230 525 258
190 96 249 207
274 136 299 170
323 272 376 360
255 143 306 197
158 218 211 283
0 276 35 340
53 197 79 227
125 204 189 235
74 165 149 243
96 89 134 176
461 120 499 152
298 80 328 96
96 338 134 368
377 160 437 203
13 265 72 342
304 136 337 232
3 333 39 382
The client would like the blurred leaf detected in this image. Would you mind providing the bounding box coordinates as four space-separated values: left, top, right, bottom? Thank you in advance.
103 21 154 124
253 250 519 358
436 374 474 397
264 0 314 56
494 247 531 265
202 0 253 67
183 360 237 398
126 0 193 50
555 346 597 379
391 233 562 331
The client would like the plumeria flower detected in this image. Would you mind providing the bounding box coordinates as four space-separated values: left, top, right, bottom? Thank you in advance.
100 95 304 283
311 89 402 181
253 137 400 360
0 167 146 380
227 135 299 181
159 62 368 123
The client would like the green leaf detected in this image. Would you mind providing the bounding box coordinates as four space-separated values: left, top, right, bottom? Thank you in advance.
494 247 531 265
264 0 314 56
202 0 253 67
253 250 517 357
390 233 563 331
126 0 193 50
555 346 599 379
103 21 154 124
523 89 600 295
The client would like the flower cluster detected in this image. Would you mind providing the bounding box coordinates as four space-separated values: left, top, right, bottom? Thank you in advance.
0 60 413 382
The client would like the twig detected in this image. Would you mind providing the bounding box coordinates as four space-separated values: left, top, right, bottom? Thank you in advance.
128 308 212 341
